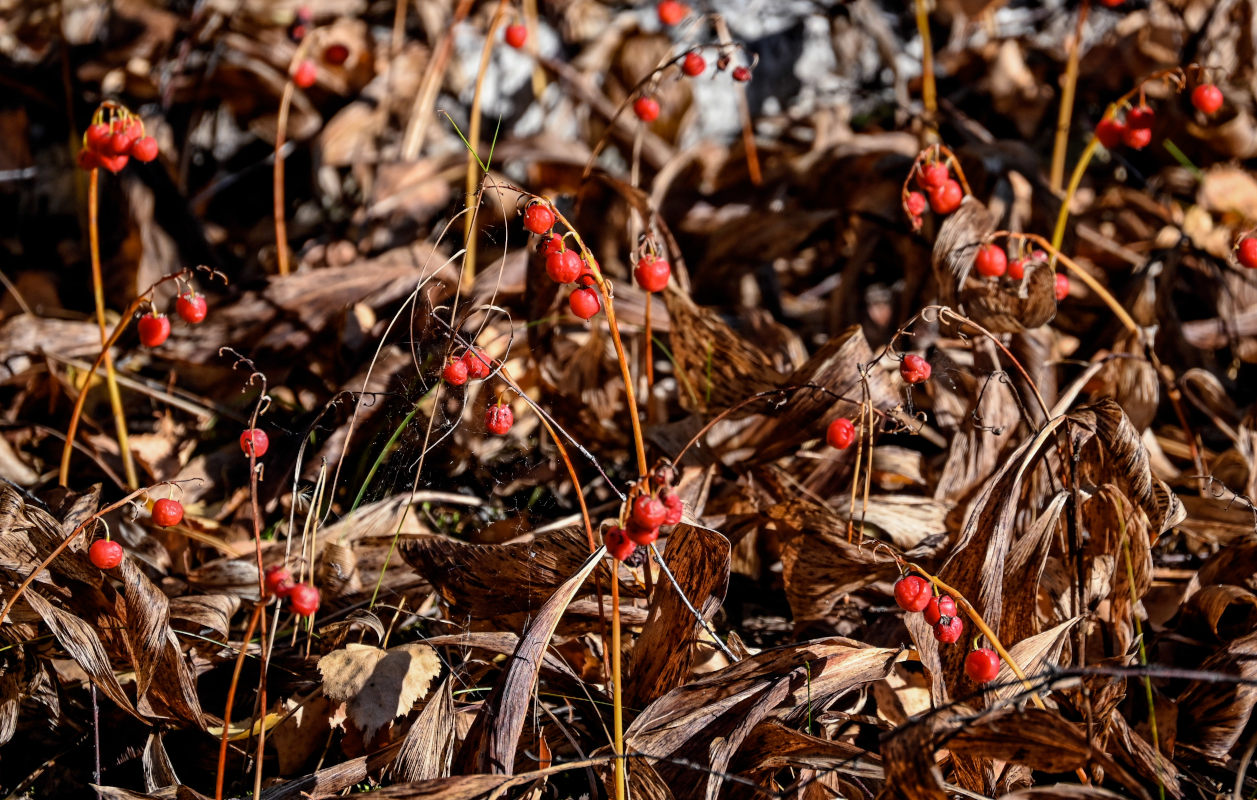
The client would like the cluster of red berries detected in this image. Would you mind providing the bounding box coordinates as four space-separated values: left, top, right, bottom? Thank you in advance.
442 347 493 386
1235 236 1257 270
1094 104 1156 151
973 245 1070 301
137 289 209 348
264 565 321 616
522 201 605 320
604 471 684 561
633 40 752 125
900 353 931 385
78 115 159 173
289 5 312 41
904 161 962 229
894 575 1000 684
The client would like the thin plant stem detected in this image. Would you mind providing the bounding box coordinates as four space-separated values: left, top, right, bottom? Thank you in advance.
274 80 295 277
87 168 137 488
215 602 263 800
463 0 511 291
913 0 936 120
1050 0 1089 192
610 565 626 800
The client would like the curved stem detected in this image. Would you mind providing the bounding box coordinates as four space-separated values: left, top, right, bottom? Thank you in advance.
274 81 295 277
463 0 511 292
1050 1 1089 192
913 0 936 121
610 566 625 800
215 602 263 800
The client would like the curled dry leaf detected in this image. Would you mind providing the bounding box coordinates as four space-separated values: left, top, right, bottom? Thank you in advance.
391 676 456 782
318 642 441 743
1175 629 1257 759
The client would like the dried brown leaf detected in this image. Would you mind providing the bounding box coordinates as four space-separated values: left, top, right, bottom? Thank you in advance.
1176 629 1257 759
392 676 456 782
318 642 441 742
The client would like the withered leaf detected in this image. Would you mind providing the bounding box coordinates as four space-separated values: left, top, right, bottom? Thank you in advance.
1176 629 1257 759
391 676 456 782
318 642 441 742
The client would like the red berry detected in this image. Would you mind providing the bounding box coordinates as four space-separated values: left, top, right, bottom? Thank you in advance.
1098 0 1123 6
461 348 492 379
662 492 682 525
175 292 207 324
106 130 135 157
625 521 659 545
933 614 964 644
731 66 751 82
657 0 687 25
633 96 660 123
98 153 130 173
323 43 350 65
974 244 1007 278
1238 237 1257 269
289 583 320 616
1095 118 1125 148
240 428 270 458
265 565 295 597
539 233 565 256
137 312 170 347
504 24 527 49
131 136 159 163
605 526 636 561
1121 125 1152 150
442 357 468 386
633 256 671 293
682 51 706 77
86 123 111 152
293 59 317 88
893 575 931 612
1007 258 1025 280
826 417 855 450
900 353 931 385
152 498 184 527
1126 106 1154 130
923 594 956 626
965 647 1001 683
486 403 514 435
631 495 667 529
919 163 949 190
569 287 601 319
1191 84 1223 116
77 148 101 171
1054 273 1070 301
546 249 583 283
89 539 124 569
927 179 963 214
905 191 927 218
523 202 556 234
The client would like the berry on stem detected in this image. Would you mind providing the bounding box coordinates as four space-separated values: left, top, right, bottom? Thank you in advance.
900 354 931 385
486 403 514 435
1007 258 1025 281
442 357 468 386
1192 84 1223 115
98 153 130 174
86 123 111 152
323 43 350 65
928 180 962 215
923 594 956 626
240 428 269 458
462 348 492 379
974 244 1007 278
604 526 636 561
137 312 171 347
731 66 751 82
633 255 670 292
265 565 295 597
625 521 659 545
152 498 184 527
505 24 527 49
919 163 949 190
905 191 927 218
523 202 555 234
289 583 320 616
657 0 687 25
633 96 660 123
1121 125 1152 150
826 417 855 450
569 287 601 319
965 647 1001 683
293 59 317 89
933 614 964 643
131 136 159 163
631 495 667 529
1126 105 1154 130
176 292 208 324
1095 118 1125 148
1236 237 1257 269
89 539 124 569
1055 273 1070 301
893 575 931 612
546 249 583 283
662 492 682 525
682 51 706 77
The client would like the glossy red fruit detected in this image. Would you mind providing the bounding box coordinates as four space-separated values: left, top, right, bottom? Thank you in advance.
442 357 468 386
1007 258 1025 280
682 51 706 77
905 191 927 217
289 583 320 616
965 647 1001 683
462 348 492 379
626 521 659 545
731 66 751 82
89 539 124 569
1121 125 1152 150
98 153 130 173
486 403 514 435
1055 273 1070 301
900 354 931 384
919 163 949 190
1126 106 1154 130
175 292 207 324
928 179 962 214
86 123 111 152
137 312 171 347
634 256 671 292
569 287 601 319
826 417 855 450
240 428 269 457
974 244 1007 278
293 59 317 89
923 594 956 626
546 249 583 283
933 614 964 643
662 492 682 525
323 43 350 65
106 130 135 157
539 233 564 256
631 495 667 529
131 136 159 162
1191 84 1223 115
893 575 931 612
504 24 526 48
604 526 636 561
78 148 101 171
633 96 660 123
1095 118 1125 148
523 202 555 234
657 0 687 25
265 565 295 597
1238 237 1257 269
152 498 184 527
